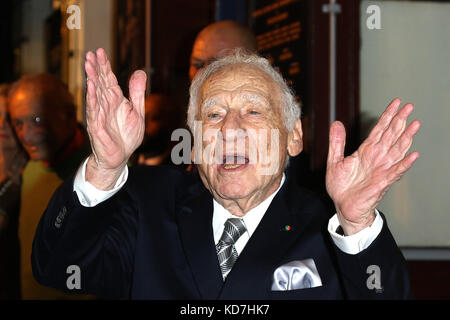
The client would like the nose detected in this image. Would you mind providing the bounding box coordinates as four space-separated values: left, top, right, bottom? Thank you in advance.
220 111 245 142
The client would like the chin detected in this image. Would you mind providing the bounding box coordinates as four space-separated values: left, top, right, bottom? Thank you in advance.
216 180 254 200
27 151 45 162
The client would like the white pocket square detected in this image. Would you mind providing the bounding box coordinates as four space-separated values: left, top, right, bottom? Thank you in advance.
271 259 323 291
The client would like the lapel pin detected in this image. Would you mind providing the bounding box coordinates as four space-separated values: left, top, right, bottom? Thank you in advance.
283 225 291 231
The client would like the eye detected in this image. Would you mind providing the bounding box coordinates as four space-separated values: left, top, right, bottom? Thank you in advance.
208 113 220 119
249 110 260 115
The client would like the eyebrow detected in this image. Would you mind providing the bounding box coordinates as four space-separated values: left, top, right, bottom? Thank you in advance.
200 93 270 112
240 93 269 106
200 98 219 113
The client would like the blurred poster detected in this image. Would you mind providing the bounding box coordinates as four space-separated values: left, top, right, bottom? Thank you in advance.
249 0 308 113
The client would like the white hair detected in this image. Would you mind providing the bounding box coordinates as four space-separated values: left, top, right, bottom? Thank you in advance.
187 48 301 133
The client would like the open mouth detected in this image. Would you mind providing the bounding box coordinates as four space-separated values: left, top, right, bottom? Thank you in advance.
220 155 249 171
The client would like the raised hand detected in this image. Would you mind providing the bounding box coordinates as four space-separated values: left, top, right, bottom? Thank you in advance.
326 98 421 235
84 48 146 189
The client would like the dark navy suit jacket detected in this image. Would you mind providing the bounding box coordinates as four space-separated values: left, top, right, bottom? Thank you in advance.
32 166 411 299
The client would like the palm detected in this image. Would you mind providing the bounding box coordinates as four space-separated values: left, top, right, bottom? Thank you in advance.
326 99 421 234
85 48 146 169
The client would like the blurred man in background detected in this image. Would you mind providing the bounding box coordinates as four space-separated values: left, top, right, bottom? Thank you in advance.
0 83 27 299
189 20 258 81
132 94 181 166
8 74 92 299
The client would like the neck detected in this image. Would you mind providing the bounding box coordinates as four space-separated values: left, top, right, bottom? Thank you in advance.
210 174 283 216
44 126 82 167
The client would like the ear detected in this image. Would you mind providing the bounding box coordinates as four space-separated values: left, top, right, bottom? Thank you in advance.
287 119 303 157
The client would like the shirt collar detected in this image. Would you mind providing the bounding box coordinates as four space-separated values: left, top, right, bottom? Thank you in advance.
212 174 286 241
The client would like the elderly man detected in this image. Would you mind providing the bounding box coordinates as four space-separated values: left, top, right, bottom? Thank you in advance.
190 21 317 195
32 48 419 299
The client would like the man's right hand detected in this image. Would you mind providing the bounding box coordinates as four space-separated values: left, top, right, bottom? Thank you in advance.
84 48 146 190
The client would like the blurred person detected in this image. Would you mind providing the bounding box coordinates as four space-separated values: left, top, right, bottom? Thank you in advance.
0 83 28 299
132 94 181 166
8 74 92 299
189 20 258 81
8 74 90 177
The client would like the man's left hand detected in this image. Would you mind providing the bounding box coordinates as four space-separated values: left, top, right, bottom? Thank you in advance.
326 98 421 235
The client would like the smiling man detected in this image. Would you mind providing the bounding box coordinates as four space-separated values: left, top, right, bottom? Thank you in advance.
32 48 420 299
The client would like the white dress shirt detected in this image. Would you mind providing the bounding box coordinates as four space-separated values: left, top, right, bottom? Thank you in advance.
212 175 286 255
73 158 383 255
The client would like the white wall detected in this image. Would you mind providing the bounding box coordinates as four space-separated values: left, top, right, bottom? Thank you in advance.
360 1 450 247
63 0 113 122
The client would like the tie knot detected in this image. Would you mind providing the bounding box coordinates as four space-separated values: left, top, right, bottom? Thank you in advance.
219 218 246 245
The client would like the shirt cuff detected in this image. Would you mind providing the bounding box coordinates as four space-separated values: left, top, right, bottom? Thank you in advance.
73 157 128 207
327 209 383 255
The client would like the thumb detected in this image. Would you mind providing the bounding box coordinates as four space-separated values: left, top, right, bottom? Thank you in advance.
327 121 346 166
129 70 147 117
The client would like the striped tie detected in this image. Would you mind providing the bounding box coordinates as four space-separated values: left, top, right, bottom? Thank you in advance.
216 218 247 279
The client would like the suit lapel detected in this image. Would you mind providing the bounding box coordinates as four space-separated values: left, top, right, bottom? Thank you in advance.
176 182 223 299
218 176 317 299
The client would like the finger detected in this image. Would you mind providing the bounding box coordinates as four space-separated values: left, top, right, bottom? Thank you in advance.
367 98 402 143
128 70 147 118
386 151 420 184
389 120 421 160
378 103 415 150
85 50 97 66
86 79 99 123
96 48 118 88
327 121 346 166
85 59 99 84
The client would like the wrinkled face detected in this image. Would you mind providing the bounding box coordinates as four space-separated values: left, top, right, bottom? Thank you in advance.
9 88 74 162
189 33 244 81
0 96 19 152
195 64 291 204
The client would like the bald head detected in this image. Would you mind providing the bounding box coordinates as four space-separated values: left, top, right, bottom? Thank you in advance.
189 20 257 81
8 73 77 162
9 74 75 113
